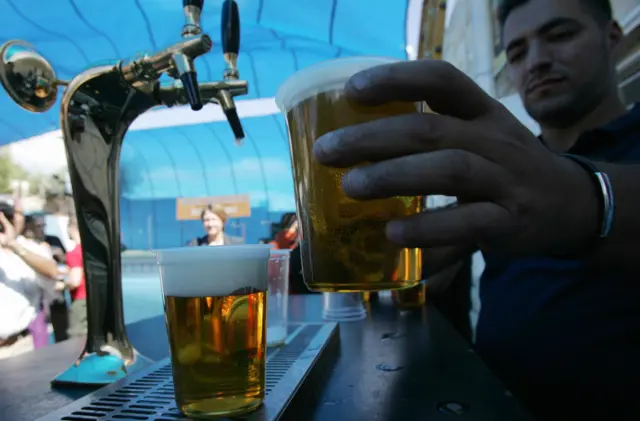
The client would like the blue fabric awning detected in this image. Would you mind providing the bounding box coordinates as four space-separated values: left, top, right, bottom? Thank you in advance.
0 0 414 143
1 0 421 247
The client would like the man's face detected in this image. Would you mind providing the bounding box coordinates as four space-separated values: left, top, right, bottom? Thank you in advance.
33 216 45 238
503 0 619 127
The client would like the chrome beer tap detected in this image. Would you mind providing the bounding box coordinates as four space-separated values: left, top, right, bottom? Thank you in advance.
0 0 247 386
159 0 248 145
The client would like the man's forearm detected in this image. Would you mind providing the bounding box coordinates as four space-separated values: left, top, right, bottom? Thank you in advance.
587 162 640 268
8 241 58 279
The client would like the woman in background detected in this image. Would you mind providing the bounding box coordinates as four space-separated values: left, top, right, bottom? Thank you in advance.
188 204 243 246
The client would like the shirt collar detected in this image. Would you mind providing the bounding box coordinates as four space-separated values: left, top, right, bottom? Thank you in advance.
538 103 640 154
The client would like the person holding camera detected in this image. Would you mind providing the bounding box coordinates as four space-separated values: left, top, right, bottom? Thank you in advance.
0 202 59 352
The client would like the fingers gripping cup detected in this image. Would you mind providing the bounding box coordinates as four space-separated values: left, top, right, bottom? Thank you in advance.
275 56 423 292
156 245 271 419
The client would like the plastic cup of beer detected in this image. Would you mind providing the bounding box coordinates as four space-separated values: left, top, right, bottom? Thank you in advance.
267 249 290 347
322 292 367 322
156 245 271 419
275 56 423 293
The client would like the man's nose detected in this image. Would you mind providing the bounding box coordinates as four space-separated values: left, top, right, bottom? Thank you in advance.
526 39 553 74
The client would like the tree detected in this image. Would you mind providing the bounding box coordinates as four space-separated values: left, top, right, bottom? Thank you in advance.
43 172 73 215
0 151 29 194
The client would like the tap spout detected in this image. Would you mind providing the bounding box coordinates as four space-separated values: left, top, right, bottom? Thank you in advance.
173 53 202 110
218 89 244 141
156 79 247 107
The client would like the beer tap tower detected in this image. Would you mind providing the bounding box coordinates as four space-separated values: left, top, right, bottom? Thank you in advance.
0 0 247 386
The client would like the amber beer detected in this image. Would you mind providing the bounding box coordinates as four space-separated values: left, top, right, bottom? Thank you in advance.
156 245 271 419
275 57 422 292
393 248 427 309
393 282 427 309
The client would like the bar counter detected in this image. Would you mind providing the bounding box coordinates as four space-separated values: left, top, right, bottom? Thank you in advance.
0 295 534 421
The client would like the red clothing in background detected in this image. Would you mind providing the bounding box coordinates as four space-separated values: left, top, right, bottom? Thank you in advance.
66 245 86 301
271 229 297 250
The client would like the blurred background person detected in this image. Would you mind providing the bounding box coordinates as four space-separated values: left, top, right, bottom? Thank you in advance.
65 216 86 337
270 213 311 295
270 212 298 250
24 214 69 343
0 201 59 354
187 204 243 246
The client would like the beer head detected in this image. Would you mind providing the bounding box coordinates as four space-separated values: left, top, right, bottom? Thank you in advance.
275 56 399 114
156 244 271 297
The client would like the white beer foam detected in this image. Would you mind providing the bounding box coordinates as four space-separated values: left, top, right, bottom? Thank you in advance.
156 245 271 297
275 56 400 112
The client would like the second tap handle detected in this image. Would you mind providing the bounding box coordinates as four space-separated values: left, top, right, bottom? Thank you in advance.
183 0 203 9
222 0 240 55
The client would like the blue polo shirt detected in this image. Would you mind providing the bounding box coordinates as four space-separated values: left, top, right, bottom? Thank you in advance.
475 104 640 420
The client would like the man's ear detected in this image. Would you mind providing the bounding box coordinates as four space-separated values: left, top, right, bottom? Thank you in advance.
607 20 624 51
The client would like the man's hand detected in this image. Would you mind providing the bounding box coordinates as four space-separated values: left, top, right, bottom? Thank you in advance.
313 60 598 255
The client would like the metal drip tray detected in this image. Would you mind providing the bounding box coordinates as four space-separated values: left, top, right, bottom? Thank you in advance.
38 323 339 421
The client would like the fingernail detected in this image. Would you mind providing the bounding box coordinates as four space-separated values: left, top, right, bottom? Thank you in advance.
386 220 404 243
342 168 368 198
349 72 369 92
313 132 339 161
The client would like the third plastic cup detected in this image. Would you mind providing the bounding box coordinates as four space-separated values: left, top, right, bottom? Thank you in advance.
267 249 290 347
322 292 367 322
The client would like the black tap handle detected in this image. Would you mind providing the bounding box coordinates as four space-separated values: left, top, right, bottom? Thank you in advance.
180 71 203 111
183 0 203 9
224 107 245 140
221 0 240 55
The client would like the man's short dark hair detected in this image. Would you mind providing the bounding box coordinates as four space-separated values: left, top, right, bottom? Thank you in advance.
497 0 613 28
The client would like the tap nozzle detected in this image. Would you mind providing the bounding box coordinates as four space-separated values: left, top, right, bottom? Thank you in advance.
217 89 244 142
173 53 202 110
182 0 204 37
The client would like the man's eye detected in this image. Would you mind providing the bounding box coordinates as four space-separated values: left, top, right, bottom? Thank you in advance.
507 49 525 63
547 30 576 41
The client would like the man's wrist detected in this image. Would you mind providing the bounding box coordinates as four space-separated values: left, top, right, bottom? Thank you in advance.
7 240 26 257
555 156 604 255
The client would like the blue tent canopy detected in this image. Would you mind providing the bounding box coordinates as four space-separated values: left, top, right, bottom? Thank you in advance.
0 0 419 248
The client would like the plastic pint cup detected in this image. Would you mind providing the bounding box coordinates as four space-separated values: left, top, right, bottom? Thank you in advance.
156 245 271 419
275 57 423 293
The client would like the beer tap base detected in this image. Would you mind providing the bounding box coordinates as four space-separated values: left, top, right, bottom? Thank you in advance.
51 347 154 387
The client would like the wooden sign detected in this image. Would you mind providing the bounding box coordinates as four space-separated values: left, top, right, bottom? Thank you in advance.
176 195 251 220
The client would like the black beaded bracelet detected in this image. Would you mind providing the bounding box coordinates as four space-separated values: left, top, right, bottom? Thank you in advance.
561 153 615 241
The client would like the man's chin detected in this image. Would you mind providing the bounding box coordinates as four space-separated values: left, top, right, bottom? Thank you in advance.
524 95 583 127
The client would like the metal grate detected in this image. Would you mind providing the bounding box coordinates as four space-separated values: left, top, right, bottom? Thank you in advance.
38 323 339 421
